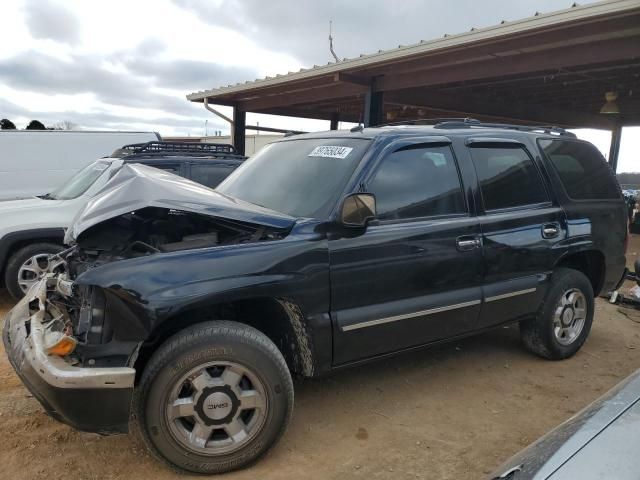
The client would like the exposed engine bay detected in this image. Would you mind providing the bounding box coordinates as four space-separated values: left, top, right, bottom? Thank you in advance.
67 206 286 278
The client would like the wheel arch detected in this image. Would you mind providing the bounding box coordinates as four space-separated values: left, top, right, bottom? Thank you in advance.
132 296 317 382
554 249 605 295
0 228 65 283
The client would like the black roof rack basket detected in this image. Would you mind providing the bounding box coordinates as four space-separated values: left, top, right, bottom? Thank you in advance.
114 141 239 157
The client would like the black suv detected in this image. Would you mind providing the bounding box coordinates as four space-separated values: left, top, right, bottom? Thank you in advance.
3 120 627 474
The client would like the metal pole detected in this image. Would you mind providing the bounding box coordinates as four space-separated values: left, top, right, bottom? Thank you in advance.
204 98 234 144
233 109 246 156
363 84 383 127
609 122 622 173
330 113 339 130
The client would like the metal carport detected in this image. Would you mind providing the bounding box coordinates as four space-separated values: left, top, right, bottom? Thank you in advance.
187 0 640 170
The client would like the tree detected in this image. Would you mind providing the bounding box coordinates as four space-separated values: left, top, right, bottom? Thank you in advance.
26 120 46 130
51 120 78 130
0 118 16 129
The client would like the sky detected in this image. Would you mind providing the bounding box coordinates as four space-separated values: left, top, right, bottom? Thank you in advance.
0 0 637 170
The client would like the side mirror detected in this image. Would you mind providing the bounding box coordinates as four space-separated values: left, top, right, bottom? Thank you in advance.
339 193 376 227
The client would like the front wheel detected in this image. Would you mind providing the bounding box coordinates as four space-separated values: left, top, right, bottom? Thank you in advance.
4 242 64 300
134 321 294 474
520 268 594 360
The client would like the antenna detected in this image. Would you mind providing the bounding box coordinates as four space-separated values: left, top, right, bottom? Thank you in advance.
329 20 339 63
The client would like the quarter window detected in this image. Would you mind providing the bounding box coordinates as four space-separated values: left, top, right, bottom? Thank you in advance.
367 145 466 220
538 139 620 200
469 145 547 211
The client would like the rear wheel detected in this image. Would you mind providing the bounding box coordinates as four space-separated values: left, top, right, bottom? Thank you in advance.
4 243 64 300
134 321 294 474
520 268 594 360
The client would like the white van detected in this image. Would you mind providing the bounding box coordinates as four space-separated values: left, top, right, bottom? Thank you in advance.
0 130 160 200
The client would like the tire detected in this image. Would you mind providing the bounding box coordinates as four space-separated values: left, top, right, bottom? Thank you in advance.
520 268 594 360
133 321 294 474
4 242 64 300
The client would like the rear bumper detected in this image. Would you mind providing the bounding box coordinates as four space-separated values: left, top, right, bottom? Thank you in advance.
2 278 134 434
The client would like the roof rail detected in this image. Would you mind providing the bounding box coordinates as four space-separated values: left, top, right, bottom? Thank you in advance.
379 117 479 127
378 117 576 137
113 141 241 157
434 120 576 137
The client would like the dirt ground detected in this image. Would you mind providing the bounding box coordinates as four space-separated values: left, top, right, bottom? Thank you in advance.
1 247 640 480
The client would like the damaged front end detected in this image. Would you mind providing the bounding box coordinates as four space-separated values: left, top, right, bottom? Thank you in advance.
3 275 135 434
3 164 294 434
3 164 297 435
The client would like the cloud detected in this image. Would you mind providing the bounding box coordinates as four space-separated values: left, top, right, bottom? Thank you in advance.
23 0 81 44
0 96 225 134
119 56 256 90
0 49 257 117
174 0 601 66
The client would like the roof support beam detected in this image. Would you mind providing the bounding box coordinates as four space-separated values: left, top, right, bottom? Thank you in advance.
333 72 371 86
238 82 368 111
385 90 615 129
376 36 640 92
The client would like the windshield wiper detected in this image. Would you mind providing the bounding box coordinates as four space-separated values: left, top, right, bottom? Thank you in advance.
37 193 56 200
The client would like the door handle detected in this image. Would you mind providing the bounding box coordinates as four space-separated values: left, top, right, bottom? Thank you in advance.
456 236 481 251
542 223 560 239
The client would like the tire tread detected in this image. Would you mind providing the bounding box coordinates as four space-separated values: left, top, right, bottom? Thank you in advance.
133 320 293 474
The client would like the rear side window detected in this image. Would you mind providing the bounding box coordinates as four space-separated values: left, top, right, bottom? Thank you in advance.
191 164 236 189
469 145 548 211
538 139 620 200
367 144 466 220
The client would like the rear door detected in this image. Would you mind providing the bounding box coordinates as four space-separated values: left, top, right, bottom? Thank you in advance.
466 137 567 329
330 137 484 365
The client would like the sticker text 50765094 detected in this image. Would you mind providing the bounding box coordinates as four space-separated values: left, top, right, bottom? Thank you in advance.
308 146 354 159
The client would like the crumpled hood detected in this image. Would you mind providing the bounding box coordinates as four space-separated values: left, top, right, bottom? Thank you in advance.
64 163 296 243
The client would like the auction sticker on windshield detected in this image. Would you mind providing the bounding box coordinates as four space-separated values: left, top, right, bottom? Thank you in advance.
308 146 354 159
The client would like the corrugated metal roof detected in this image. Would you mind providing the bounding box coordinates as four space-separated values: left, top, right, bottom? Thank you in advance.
187 0 639 102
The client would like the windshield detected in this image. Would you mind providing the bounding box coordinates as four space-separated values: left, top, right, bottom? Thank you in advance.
48 161 111 200
217 138 371 218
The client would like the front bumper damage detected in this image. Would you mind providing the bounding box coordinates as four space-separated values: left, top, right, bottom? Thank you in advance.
3 276 134 434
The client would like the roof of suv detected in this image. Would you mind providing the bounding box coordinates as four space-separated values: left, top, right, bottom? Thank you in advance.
280 118 578 142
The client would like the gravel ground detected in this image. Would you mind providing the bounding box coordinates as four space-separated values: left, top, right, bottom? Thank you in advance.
1 249 639 479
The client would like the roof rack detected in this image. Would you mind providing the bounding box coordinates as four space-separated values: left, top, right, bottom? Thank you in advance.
113 141 241 158
379 117 576 137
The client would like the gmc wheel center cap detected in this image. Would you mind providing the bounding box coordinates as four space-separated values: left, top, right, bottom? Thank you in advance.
195 385 239 426
562 308 574 326
203 392 232 420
